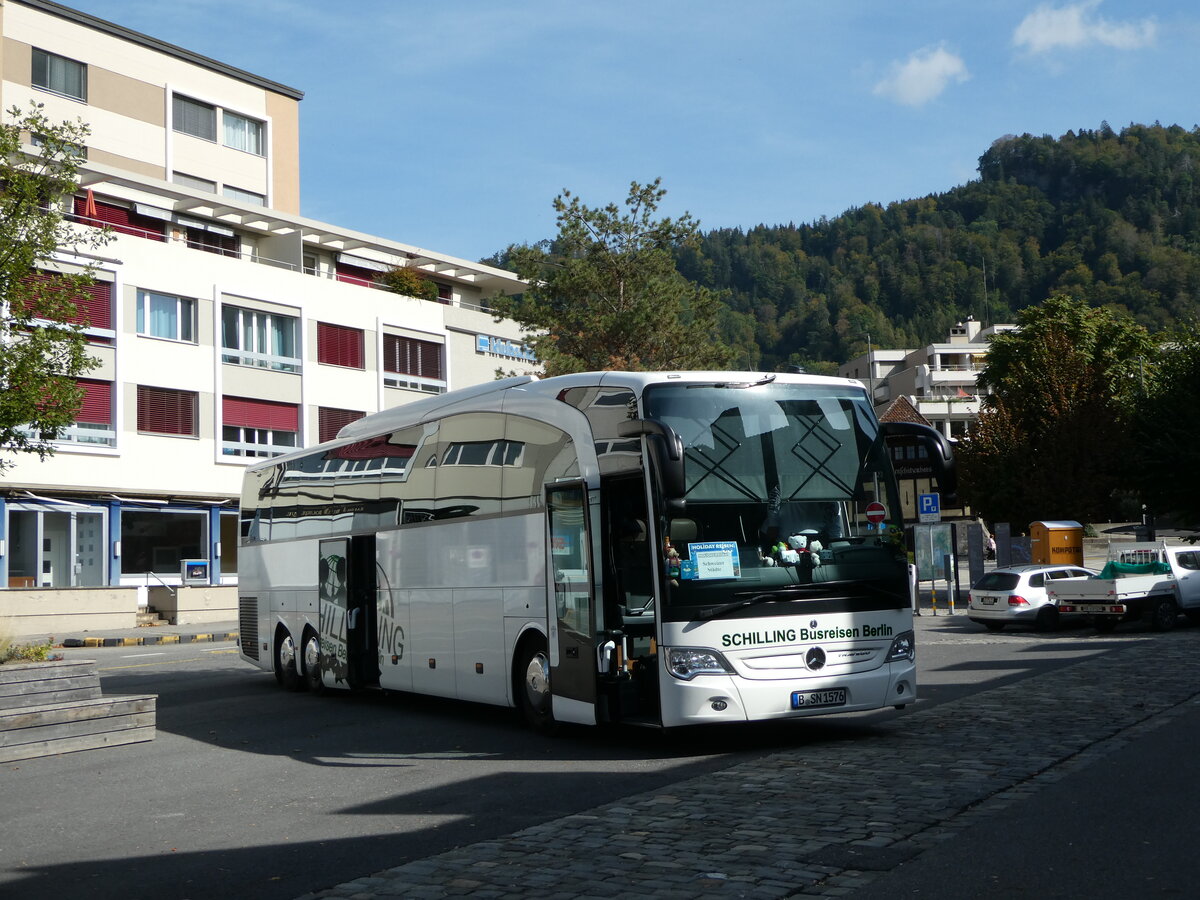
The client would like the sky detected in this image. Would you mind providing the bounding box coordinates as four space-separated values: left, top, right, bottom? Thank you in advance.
60 0 1200 264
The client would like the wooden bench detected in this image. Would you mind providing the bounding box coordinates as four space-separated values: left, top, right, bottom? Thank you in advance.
0 659 156 763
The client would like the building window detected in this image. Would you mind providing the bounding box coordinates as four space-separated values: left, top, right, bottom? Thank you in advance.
222 396 298 457
221 306 300 372
222 185 265 206
318 407 365 443
383 334 445 393
223 111 264 155
136 290 196 342
137 386 198 436
21 272 115 345
32 49 86 101
178 220 240 257
61 379 115 446
120 510 206 576
317 322 365 369
436 282 452 303
173 171 217 193
173 95 217 141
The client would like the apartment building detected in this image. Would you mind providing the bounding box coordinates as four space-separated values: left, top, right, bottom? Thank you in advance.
0 0 537 590
839 318 1017 520
839 317 1016 437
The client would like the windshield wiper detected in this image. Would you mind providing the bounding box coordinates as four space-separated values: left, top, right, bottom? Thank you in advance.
686 374 777 390
697 593 783 621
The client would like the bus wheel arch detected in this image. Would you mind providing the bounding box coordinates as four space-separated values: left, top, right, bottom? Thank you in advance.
274 625 303 692
513 631 556 734
301 626 325 693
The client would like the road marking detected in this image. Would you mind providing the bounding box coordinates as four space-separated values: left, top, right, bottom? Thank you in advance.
122 652 164 658
202 647 237 653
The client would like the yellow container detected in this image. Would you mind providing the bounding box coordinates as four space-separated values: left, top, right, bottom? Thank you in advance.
1029 520 1084 566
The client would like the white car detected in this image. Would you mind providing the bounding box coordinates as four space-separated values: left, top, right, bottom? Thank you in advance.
968 564 1098 632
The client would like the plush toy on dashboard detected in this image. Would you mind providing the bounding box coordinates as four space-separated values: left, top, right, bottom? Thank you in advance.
775 532 823 568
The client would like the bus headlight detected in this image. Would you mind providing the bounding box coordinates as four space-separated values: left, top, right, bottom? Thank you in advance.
666 647 736 680
886 631 915 662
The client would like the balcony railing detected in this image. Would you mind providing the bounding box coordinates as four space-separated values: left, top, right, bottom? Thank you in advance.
72 211 496 312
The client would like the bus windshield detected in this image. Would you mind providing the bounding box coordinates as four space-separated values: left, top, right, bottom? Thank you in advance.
642 380 907 623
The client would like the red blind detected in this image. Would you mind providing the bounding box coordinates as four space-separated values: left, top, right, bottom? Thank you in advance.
76 379 113 425
335 263 378 287
74 196 165 241
223 396 299 431
137 386 197 436
317 322 365 368
20 272 113 330
383 334 443 379
318 407 365 443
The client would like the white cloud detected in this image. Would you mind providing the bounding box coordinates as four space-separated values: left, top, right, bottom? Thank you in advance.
873 44 969 107
1013 1 1156 54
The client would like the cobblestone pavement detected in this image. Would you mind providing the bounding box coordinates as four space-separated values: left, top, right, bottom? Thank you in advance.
298 627 1199 900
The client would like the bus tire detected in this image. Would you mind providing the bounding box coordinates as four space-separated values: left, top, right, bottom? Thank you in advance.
515 636 556 734
1093 617 1119 634
1148 597 1178 632
274 629 303 692
301 628 325 694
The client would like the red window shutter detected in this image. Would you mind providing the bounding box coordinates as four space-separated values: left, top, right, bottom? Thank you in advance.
318 407 365 443
335 263 378 287
76 379 113 425
20 272 112 331
74 196 165 241
384 334 443 379
317 322 364 368
137 386 197 435
223 396 299 431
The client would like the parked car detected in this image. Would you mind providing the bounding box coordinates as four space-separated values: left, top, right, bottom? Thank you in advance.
968 564 1098 632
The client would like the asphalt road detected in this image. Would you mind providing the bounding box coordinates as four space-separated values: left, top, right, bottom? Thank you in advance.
0 615 1172 900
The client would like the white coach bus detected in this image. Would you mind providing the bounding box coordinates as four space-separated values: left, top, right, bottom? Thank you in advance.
237 371 954 730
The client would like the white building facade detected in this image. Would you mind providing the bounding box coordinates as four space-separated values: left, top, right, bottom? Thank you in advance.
839 318 1017 439
0 0 537 590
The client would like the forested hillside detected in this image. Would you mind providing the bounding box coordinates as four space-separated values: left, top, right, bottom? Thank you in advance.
676 123 1200 373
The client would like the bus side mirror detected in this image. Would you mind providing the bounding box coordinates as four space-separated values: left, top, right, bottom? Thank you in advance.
880 421 958 504
618 418 686 512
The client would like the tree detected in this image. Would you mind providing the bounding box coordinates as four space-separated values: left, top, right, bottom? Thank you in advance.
1130 321 1200 525
956 294 1155 526
378 265 438 302
493 179 733 376
0 104 109 472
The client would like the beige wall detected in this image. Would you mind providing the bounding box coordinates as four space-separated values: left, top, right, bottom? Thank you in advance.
0 587 141 637
266 90 300 213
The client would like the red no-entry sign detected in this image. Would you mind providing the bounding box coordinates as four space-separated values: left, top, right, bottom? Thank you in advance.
865 502 886 523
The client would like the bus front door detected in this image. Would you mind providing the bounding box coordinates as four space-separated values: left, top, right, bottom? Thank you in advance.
317 536 379 690
545 483 597 725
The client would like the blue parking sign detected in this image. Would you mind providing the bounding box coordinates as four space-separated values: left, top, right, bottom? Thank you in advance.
918 493 941 522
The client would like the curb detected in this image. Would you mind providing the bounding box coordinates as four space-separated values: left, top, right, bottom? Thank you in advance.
60 631 239 649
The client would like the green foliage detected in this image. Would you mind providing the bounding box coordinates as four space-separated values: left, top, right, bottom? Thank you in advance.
0 621 56 663
0 104 110 472
955 295 1155 525
673 123 1200 370
377 265 438 302
1129 320 1200 524
492 179 735 376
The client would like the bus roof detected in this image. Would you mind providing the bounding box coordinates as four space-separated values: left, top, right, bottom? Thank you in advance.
249 370 868 474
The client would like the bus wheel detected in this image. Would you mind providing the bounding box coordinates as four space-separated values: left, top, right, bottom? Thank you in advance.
274 630 303 691
302 629 325 694
516 638 556 734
